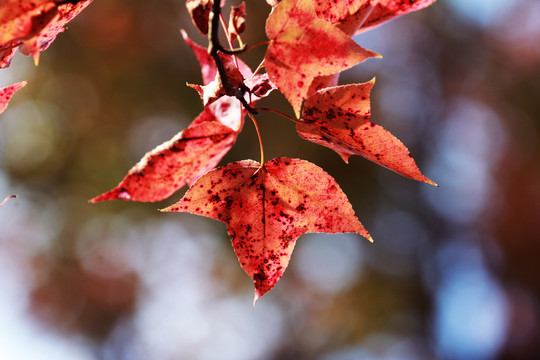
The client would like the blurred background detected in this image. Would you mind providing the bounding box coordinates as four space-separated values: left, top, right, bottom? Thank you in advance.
1 0 539 359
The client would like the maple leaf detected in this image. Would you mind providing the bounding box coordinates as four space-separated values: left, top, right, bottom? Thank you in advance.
264 0 379 118
90 101 241 203
0 81 27 114
312 0 438 36
0 0 93 66
298 81 436 185
163 157 371 302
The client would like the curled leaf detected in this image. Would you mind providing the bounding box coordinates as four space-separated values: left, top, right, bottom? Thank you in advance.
244 73 276 100
228 2 246 42
188 54 246 106
163 157 371 302
185 0 212 35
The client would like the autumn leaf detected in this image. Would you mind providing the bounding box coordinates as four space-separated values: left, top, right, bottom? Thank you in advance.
0 0 93 66
0 46 17 68
264 0 379 118
244 73 276 100
0 81 27 114
186 0 212 35
163 157 371 302
180 29 217 85
298 81 436 185
90 102 241 203
312 0 438 36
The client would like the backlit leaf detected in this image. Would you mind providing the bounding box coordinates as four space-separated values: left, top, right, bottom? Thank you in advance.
163 157 371 302
264 0 379 117
299 81 437 185
90 103 241 203
185 0 212 35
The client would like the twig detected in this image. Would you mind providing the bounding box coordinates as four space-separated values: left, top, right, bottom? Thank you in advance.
208 0 257 115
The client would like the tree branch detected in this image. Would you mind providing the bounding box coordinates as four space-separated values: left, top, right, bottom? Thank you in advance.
208 0 257 114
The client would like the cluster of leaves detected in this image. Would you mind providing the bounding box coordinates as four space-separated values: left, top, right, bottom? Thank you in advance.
0 0 93 112
0 0 92 68
92 0 437 302
1 0 438 302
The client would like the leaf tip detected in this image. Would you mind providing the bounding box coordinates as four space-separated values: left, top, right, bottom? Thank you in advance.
32 52 40 66
423 177 438 187
339 152 350 163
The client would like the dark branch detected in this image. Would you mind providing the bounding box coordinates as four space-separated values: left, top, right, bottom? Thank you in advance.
208 0 257 115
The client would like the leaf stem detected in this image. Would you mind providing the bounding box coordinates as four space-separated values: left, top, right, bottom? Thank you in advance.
247 41 271 52
219 12 239 69
355 0 380 31
248 113 264 166
0 195 16 208
251 59 265 78
256 107 299 123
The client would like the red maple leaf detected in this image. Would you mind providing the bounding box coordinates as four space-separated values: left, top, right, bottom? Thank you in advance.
90 103 241 203
298 81 436 185
163 157 371 302
0 81 27 114
264 0 379 117
0 0 93 66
